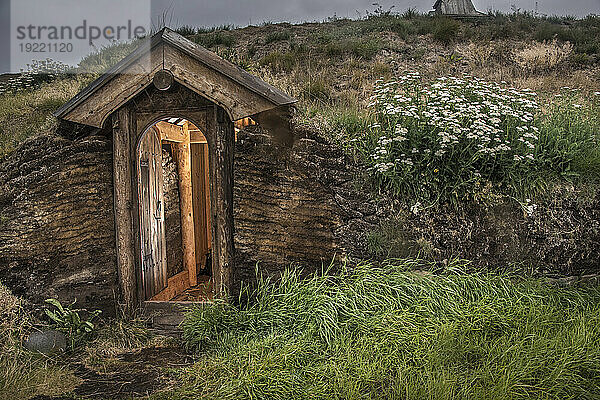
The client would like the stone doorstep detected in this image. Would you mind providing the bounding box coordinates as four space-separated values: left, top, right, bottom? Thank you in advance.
143 300 212 335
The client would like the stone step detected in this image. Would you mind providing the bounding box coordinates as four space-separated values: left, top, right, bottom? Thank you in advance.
143 301 211 334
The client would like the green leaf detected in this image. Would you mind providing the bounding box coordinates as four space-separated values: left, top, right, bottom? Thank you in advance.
44 309 63 324
45 298 65 314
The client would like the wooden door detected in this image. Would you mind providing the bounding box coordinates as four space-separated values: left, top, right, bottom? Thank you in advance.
191 142 212 275
138 127 168 300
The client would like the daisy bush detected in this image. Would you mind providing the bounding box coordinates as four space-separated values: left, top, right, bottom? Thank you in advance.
364 73 541 202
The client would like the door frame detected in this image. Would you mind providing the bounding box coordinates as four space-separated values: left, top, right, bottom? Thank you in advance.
112 103 235 314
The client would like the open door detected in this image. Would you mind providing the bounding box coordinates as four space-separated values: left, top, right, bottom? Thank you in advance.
138 127 168 300
138 119 215 302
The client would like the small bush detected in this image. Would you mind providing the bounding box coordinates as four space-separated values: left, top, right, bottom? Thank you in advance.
372 61 391 77
264 30 291 44
259 51 297 72
534 22 563 42
432 17 461 44
44 299 101 349
360 16 415 39
513 40 573 72
361 73 541 203
301 79 331 101
326 38 382 60
193 32 236 48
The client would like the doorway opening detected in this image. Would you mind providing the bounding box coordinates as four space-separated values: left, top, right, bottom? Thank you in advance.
136 118 213 303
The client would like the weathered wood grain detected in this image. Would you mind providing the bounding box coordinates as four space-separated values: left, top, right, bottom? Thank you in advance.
138 127 168 300
55 28 296 128
191 140 211 275
156 121 185 142
207 106 235 297
172 122 197 287
164 45 278 121
113 107 138 314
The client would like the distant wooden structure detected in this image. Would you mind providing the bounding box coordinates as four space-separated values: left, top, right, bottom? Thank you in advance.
54 28 296 314
429 0 486 17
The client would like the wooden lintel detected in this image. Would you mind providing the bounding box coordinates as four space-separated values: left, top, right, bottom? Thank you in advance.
156 121 185 142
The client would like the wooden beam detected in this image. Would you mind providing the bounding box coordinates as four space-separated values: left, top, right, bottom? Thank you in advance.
207 106 235 298
191 142 211 274
155 121 207 143
150 270 190 301
173 121 197 287
112 107 137 315
189 130 207 144
156 121 185 142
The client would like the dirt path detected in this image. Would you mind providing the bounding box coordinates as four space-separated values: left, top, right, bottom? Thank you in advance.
31 346 194 400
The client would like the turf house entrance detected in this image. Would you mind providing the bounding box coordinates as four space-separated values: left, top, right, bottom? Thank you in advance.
54 28 296 313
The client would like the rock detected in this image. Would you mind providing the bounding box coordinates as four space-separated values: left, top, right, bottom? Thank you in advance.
24 330 67 354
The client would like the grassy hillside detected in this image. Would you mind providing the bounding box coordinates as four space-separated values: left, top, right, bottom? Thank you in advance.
1 12 599 204
192 13 600 204
1 12 600 399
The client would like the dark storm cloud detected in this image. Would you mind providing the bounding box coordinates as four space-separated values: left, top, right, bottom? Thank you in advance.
152 0 599 28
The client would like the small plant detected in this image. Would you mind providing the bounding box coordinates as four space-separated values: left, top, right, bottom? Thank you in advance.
193 31 236 48
432 17 461 44
44 299 101 349
264 30 291 44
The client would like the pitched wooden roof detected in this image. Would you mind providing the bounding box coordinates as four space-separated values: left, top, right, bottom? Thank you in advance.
54 28 296 127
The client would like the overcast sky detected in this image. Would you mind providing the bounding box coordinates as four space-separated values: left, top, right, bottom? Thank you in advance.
0 0 598 74
152 0 599 28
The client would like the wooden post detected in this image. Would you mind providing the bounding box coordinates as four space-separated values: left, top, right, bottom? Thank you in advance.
112 107 137 315
207 106 235 298
173 121 197 287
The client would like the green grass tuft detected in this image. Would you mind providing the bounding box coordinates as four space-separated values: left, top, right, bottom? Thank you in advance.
264 30 291 44
193 31 236 48
176 262 600 399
